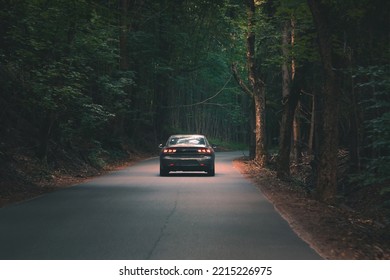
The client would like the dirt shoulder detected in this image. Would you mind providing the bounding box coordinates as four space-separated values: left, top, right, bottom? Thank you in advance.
233 158 390 260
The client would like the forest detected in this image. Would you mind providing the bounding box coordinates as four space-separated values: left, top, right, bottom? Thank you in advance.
0 0 389 218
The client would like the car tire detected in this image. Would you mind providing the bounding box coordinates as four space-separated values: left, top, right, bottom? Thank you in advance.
160 165 169 176
207 166 215 176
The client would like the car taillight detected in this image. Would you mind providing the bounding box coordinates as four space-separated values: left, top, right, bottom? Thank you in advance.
163 148 176 154
198 148 211 153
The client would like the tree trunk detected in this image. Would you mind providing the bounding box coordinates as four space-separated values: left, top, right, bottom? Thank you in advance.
277 91 299 178
308 93 315 154
37 112 56 163
307 0 339 203
231 0 267 165
292 101 302 164
277 20 299 178
253 84 267 165
246 0 267 166
249 99 256 159
348 70 362 173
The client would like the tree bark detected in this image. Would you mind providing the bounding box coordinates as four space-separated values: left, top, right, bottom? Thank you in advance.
277 20 299 178
307 0 339 203
308 93 315 154
277 91 299 178
290 18 301 168
37 111 56 163
249 0 267 165
232 0 267 166
292 102 302 164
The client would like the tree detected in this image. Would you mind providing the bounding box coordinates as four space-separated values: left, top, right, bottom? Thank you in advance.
277 17 300 179
307 0 339 202
232 0 267 166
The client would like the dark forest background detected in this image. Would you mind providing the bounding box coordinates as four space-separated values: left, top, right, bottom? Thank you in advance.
0 0 389 212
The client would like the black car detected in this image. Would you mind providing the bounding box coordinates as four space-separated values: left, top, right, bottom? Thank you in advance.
159 134 215 176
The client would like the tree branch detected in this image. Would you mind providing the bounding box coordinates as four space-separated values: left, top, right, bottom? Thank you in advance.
231 62 253 97
162 74 233 108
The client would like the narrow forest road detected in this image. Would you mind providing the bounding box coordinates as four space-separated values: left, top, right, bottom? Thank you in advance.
0 151 321 260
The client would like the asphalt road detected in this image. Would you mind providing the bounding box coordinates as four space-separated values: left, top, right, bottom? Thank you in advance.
0 151 321 260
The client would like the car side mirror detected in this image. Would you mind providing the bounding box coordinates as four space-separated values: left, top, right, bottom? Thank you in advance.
158 144 164 149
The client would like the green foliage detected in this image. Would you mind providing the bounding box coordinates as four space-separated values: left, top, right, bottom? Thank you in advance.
0 0 121 158
86 141 108 169
353 65 390 187
208 138 249 151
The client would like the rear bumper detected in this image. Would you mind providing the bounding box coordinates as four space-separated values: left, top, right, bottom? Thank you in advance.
160 156 214 171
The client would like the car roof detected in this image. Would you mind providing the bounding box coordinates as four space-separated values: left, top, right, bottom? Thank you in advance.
169 134 206 138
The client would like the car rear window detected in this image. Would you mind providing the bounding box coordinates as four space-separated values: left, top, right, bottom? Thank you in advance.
168 136 206 145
